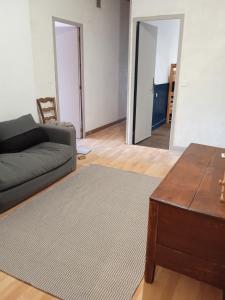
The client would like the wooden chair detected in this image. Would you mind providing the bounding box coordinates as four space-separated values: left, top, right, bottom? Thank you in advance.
36 97 58 124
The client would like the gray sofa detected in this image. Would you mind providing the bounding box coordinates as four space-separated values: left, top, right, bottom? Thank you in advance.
0 115 76 213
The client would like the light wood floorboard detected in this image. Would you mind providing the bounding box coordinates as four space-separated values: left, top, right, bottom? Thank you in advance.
0 122 222 299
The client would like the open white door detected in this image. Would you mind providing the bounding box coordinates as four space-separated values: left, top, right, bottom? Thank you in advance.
133 22 157 144
55 22 83 139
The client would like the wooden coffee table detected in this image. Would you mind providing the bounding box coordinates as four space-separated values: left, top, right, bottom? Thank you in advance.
145 143 225 299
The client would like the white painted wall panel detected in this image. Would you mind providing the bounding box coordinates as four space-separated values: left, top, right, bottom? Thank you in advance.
128 0 225 148
147 20 180 85
119 0 130 118
0 0 36 121
30 0 129 131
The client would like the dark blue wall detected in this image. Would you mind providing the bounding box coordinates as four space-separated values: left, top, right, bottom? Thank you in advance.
152 83 169 130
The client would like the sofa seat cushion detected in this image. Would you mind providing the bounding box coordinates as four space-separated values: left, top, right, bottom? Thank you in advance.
0 142 73 192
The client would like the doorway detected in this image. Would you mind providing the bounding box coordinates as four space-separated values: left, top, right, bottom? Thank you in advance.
53 18 85 139
128 16 183 149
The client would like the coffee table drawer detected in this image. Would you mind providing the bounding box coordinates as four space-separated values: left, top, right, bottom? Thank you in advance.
157 204 225 265
155 244 225 289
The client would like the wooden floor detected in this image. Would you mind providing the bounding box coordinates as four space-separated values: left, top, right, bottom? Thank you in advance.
0 122 222 300
137 124 170 150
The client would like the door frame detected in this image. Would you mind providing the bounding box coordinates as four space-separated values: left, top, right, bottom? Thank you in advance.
52 16 86 138
126 14 184 149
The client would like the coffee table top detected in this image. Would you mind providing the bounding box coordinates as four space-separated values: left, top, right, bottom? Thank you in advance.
151 143 225 220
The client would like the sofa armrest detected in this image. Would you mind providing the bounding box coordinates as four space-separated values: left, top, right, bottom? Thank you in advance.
39 124 76 156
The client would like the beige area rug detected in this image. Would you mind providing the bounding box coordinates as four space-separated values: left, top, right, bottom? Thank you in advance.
0 165 161 300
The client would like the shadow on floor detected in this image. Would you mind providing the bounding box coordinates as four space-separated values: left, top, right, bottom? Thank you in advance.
137 124 170 150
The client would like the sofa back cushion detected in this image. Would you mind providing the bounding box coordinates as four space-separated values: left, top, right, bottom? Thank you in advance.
0 114 37 141
0 115 48 153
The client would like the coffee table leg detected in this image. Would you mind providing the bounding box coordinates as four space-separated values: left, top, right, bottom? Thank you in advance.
223 290 225 300
145 201 158 284
145 262 156 283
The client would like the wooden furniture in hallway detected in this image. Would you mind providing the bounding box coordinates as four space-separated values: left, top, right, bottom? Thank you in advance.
145 143 225 300
166 64 176 125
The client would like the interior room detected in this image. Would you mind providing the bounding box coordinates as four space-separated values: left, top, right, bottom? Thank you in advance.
54 19 84 139
0 1 225 300
132 18 181 150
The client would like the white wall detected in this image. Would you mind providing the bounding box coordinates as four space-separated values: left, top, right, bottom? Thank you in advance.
30 0 128 132
118 0 130 118
0 0 36 122
128 0 225 148
147 20 180 85
55 24 81 138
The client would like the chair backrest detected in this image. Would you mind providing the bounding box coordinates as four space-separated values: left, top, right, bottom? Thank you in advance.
36 97 58 124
